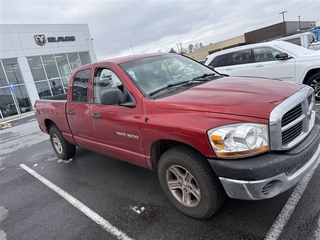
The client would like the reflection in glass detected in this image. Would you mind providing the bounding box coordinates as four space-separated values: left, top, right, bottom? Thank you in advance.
79 52 91 65
55 54 71 77
35 81 52 99
2 58 24 84
0 87 16 117
28 56 46 81
67 53 81 71
49 79 65 96
0 63 7 87
42 55 59 79
14 85 32 112
61 77 70 92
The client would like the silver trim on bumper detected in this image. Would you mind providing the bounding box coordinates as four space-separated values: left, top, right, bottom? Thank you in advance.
219 143 320 200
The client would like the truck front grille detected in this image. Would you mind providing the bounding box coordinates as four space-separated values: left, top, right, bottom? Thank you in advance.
269 86 315 151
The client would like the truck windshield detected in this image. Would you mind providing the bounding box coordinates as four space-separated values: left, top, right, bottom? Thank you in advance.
120 54 220 97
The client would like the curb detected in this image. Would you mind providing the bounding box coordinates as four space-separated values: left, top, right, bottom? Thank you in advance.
0 112 35 124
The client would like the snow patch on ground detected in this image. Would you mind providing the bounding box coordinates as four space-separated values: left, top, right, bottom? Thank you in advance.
130 206 145 214
57 159 73 164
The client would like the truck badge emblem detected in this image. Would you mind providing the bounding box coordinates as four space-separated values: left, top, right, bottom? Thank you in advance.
34 34 46 46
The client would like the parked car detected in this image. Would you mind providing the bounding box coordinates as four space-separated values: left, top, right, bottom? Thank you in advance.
34 53 320 219
204 41 320 99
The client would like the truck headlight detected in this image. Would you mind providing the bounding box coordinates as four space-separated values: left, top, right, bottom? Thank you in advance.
207 123 269 159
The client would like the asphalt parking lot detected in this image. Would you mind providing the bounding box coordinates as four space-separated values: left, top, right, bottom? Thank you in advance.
0 103 319 240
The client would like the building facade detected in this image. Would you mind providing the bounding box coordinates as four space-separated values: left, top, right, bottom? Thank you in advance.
185 20 317 61
0 24 97 119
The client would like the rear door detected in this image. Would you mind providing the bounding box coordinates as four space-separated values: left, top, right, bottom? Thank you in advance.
66 68 95 149
213 49 254 77
252 47 295 82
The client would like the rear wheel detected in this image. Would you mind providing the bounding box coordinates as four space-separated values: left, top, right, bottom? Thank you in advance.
158 145 226 219
49 126 76 160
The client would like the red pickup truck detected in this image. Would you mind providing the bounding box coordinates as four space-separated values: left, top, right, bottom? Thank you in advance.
35 53 320 219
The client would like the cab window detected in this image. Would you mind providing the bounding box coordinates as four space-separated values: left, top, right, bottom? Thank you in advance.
230 50 251 65
208 54 229 68
72 69 90 102
253 47 282 62
93 68 123 104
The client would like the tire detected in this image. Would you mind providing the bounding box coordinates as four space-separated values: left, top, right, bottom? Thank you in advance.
49 126 76 160
306 72 320 101
158 145 226 219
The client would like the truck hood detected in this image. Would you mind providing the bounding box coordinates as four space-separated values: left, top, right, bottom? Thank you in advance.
153 77 303 119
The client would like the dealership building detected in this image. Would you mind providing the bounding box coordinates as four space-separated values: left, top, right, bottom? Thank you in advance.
0 24 96 119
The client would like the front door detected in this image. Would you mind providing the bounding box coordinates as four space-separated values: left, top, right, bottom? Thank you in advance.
89 67 145 167
252 47 295 82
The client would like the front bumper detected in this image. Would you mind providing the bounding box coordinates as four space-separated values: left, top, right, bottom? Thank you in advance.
209 117 320 200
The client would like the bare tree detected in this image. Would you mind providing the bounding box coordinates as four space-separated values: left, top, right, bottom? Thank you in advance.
168 48 177 53
188 44 194 53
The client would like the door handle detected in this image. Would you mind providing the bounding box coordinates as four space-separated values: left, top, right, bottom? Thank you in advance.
255 64 264 67
67 110 75 115
92 113 102 119
225 67 232 71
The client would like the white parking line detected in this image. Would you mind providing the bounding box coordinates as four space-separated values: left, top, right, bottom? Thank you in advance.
264 157 320 240
20 164 133 240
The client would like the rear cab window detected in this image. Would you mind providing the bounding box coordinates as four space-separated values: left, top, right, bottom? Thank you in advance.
72 69 90 102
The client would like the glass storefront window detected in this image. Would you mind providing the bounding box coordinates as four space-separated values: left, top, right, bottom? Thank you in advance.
79 52 91 65
14 85 32 112
61 77 70 92
67 53 81 71
42 55 60 79
35 81 52 99
55 54 71 77
49 79 65 96
0 64 7 87
2 59 24 84
0 87 16 117
28 56 46 81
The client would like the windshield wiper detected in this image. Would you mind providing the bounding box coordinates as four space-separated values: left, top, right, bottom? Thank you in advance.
192 73 217 80
148 80 193 97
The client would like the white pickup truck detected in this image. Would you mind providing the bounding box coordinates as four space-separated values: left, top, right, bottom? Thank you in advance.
275 32 320 51
204 41 320 100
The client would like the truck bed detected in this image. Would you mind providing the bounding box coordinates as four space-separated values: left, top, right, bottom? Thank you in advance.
34 99 73 137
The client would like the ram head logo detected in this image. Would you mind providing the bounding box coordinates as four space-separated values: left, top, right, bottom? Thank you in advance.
34 34 46 46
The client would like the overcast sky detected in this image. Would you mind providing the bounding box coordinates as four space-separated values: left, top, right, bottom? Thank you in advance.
1 0 320 61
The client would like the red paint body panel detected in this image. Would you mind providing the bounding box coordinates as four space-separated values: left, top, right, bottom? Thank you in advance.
34 54 304 170
153 77 303 119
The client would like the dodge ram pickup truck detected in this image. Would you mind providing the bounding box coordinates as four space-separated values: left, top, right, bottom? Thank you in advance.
34 53 320 219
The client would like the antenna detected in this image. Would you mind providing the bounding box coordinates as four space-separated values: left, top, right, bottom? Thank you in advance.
129 41 135 56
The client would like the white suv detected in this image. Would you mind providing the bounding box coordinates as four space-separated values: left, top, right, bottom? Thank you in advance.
204 41 320 99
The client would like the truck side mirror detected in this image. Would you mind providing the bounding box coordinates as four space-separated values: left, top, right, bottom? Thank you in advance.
101 88 125 105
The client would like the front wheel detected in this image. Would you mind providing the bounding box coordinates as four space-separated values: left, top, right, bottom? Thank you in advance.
49 126 76 160
158 146 226 219
306 72 320 101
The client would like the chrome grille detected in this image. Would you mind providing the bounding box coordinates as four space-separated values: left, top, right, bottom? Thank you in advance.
281 104 302 127
269 86 315 151
282 121 303 145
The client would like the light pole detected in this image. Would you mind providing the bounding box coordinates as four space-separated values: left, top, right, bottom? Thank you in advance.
176 43 179 53
279 11 287 22
298 15 301 32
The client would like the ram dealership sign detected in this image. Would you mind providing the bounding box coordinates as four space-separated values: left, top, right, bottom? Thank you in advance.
34 34 76 46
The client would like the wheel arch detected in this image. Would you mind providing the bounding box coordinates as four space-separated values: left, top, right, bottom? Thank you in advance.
44 119 57 133
302 68 320 85
150 140 211 170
